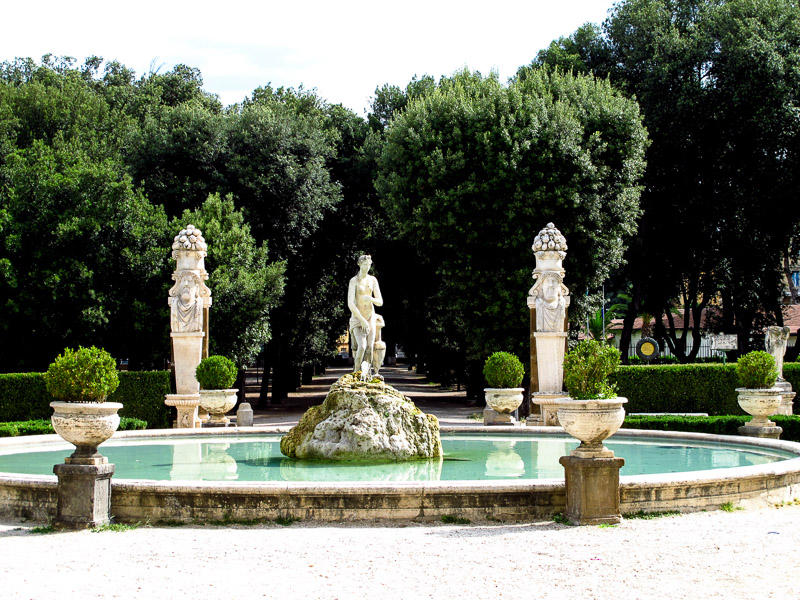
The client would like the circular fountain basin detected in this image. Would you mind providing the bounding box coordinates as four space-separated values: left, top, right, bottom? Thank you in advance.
1 427 799 523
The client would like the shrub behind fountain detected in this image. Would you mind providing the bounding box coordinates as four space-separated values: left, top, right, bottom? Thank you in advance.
280 373 442 460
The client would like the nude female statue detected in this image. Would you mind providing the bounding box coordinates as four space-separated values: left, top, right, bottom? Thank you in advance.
348 255 384 375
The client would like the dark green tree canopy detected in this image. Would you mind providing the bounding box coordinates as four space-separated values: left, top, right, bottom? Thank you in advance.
538 0 800 357
377 68 648 359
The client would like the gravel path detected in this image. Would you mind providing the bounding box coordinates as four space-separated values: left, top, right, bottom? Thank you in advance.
2 503 799 599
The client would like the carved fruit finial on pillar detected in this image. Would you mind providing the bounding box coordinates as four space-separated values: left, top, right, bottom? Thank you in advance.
166 225 212 428
527 223 571 426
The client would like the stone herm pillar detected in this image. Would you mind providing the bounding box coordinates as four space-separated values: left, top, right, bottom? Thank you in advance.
527 223 570 426
165 225 212 428
559 455 624 525
766 326 795 415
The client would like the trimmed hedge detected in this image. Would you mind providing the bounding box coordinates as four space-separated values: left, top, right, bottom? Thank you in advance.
623 414 800 443
612 363 800 415
0 417 148 437
611 364 740 415
0 373 50 422
111 372 172 429
0 371 172 429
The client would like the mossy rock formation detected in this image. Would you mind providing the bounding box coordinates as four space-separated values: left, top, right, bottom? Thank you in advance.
280 373 442 460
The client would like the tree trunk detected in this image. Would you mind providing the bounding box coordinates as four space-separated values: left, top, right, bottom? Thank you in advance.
784 251 798 304
619 281 641 363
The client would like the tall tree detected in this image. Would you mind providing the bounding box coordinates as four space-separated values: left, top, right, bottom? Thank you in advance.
376 69 648 372
175 194 285 367
536 0 800 357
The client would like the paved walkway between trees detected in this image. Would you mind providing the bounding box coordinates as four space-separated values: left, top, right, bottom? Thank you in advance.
248 365 479 428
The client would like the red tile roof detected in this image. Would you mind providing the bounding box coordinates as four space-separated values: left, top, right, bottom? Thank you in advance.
609 305 800 334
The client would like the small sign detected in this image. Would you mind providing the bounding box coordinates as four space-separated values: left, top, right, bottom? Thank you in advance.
710 334 737 351
636 337 659 362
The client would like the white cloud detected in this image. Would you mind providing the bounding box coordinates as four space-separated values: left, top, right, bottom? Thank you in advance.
2 0 615 113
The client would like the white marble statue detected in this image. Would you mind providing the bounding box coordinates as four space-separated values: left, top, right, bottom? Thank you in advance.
765 325 791 380
348 255 384 376
170 272 204 333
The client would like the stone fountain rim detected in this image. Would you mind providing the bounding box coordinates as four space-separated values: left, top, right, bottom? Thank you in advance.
2 426 799 522
2 425 798 488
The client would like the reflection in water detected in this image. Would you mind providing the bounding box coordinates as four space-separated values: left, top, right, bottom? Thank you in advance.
199 442 238 481
0 433 793 482
484 441 525 478
278 456 444 482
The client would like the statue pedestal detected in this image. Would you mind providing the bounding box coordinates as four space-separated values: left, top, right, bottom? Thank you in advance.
559 455 624 525
534 332 568 393
165 394 202 429
171 332 204 395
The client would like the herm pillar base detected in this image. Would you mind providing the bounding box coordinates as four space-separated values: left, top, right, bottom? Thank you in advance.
53 461 115 529
165 394 202 428
559 455 624 525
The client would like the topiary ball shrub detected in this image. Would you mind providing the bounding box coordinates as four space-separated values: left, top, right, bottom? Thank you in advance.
563 340 621 399
736 350 778 389
45 346 119 403
196 355 237 390
483 352 525 389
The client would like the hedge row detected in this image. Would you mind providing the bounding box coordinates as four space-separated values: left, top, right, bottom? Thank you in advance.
0 417 148 437
0 371 172 428
611 363 800 415
623 414 800 443
611 364 739 414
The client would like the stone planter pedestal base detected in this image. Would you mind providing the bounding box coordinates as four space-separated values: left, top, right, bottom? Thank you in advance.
483 407 517 425
53 461 115 529
559 455 624 526
738 424 783 439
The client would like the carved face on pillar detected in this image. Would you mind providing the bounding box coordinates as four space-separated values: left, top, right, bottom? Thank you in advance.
535 273 566 332
171 273 204 333
180 276 197 305
542 274 560 303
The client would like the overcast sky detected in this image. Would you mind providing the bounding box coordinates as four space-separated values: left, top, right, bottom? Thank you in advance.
2 0 617 115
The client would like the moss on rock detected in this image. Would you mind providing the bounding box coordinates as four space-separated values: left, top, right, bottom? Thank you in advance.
279 373 442 460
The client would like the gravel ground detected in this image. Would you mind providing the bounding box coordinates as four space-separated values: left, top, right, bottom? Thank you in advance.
2 503 799 600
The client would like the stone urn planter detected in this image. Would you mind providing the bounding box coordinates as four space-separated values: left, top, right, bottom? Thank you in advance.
735 350 782 438
196 355 238 427
557 397 627 458
45 345 121 529
198 389 239 426
45 345 122 462
483 351 526 425
736 389 782 428
485 388 524 415
50 401 123 461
